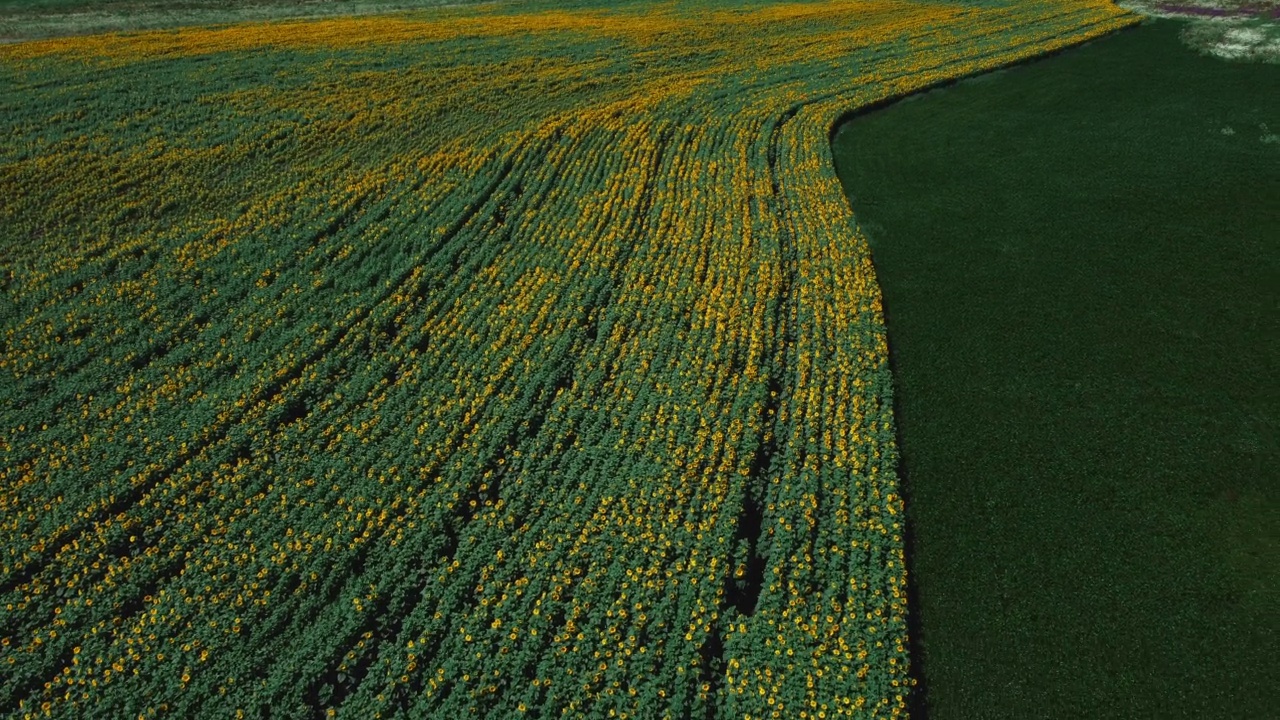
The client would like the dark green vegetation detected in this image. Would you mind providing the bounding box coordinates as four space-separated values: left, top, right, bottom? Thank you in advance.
833 18 1278 719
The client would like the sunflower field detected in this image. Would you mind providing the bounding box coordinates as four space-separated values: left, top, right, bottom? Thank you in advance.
0 1 1134 718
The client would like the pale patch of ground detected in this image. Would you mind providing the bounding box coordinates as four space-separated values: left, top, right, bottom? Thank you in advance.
1118 0 1280 62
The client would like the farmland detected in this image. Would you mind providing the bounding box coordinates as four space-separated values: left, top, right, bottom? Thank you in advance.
0 0 495 42
1 1 1134 718
834 19 1279 718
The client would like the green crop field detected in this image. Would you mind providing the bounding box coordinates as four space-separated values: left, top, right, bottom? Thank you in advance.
0 0 496 42
833 18 1278 719
15 1 1271 718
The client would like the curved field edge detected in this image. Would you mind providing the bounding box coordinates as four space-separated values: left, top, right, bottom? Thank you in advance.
0 2 1134 718
832 19 1279 718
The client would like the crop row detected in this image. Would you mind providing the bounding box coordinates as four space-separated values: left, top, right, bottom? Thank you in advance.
0 2 1136 718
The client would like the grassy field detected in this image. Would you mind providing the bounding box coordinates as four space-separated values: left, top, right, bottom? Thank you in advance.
0 1 1137 717
833 18 1278 719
